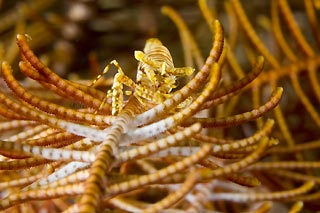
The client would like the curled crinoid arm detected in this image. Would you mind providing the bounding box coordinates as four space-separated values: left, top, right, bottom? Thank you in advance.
116 123 201 163
288 201 304 213
0 140 95 162
4 124 48 142
105 143 212 198
142 170 197 213
202 56 264 109
0 157 51 170
0 120 36 133
271 169 320 185
247 161 320 171
250 202 273 213
31 169 90 190
106 196 144 212
0 104 27 120
0 168 50 190
194 118 274 146
185 87 282 128
305 0 320 46
18 60 110 105
207 181 314 203
268 139 320 154
0 89 117 141
2 62 114 125
204 137 275 178
18 60 85 100
16 34 112 113
0 183 84 211
26 132 82 147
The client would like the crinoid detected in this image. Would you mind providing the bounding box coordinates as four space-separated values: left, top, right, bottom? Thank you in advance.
0 1 318 213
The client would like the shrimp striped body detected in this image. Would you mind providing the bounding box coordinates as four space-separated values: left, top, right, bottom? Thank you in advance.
134 38 194 107
108 38 194 115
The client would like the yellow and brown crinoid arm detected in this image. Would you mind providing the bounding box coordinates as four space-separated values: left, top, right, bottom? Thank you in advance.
16 34 113 114
1 62 115 126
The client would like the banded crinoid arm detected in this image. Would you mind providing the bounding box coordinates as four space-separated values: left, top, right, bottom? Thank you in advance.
288 201 304 213
1 61 115 126
247 161 320 171
0 140 95 162
0 104 28 120
19 60 109 102
138 170 197 213
0 182 84 210
267 139 320 154
103 143 212 199
16 34 112 114
25 131 82 147
107 170 198 213
0 65 122 143
0 156 51 170
201 56 265 109
0 167 53 191
191 118 274 145
139 118 274 160
121 137 273 212
264 169 320 186
184 87 283 128
115 123 201 163
198 137 275 179
28 169 90 191
2 124 48 142
0 89 116 141
206 181 314 203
